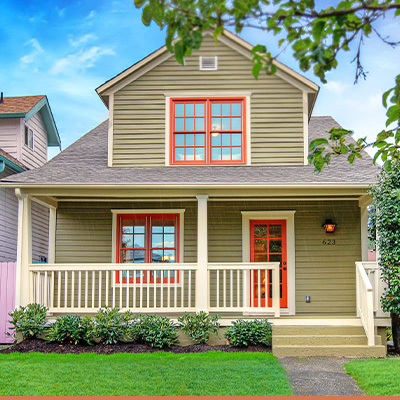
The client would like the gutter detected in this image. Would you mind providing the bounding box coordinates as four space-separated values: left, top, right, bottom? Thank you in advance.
0 154 27 174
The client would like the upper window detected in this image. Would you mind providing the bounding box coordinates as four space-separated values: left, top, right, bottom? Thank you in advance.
170 97 246 165
24 125 34 149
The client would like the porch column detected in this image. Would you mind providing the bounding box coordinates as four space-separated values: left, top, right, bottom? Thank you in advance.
196 194 208 311
48 207 57 264
360 204 369 261
15 189 32 307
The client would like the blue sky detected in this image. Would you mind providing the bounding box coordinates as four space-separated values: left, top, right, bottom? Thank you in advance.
1 0 399 159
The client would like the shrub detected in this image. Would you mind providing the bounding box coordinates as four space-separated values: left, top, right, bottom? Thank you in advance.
46 315 95 345
140 314 178 348
177 311 220 344
8 303 48 340
93 307 133 344
225 319 272 347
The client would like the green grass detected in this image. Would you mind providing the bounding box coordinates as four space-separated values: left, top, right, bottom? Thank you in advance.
345 358 400 396
0 351 291 396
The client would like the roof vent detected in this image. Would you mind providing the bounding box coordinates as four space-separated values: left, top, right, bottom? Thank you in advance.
200 56 217 70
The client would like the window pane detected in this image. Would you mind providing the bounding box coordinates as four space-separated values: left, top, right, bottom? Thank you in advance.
211 118 221 131
222 147 231 160
195 133 205 146
232 103 241 116
122 250 133 263
255 239 268 252
175 147 184 161
186 147 194 160
232 133 241 146
212 133 221 146
152 220 163 233
122 234 133 248
254 254 268 262
222 133 231 146
269 240 282 253
232 117 241 130
152 250 163 263
212 103 221 116
195 103 204 116
254 225 268 238
212 147 221 160
164 250 176 263
186 134 194 146
152 234 163 248
133 234 145 248
195 147 205 160
175 118 184 131
269 225 282 238
175 104 184 117
222 103 230 116
134 250 145 263
232 147 241 160
222 118 230 131
175 134 184 146
185 118 194 131
164 234 175 248
195 118 204 131
185 103 194 117
134 220 145 234
122 220 133 234
164 220 175 233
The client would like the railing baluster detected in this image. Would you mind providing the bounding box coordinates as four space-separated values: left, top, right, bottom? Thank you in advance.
85 271 88 309
91 271 95 309
44 271 48 308
230 269 233 308
181 270 184 309
98 270 102 308
50 271 54 310
139 269 143 309
133 269 137 309
174 269 177 309
119 270 123 309
188 270 192 308
126 269 130 309
105 270 109 307
57 271 61 308
153 269 157 309
257 269 261 308
64 271 68 308
71 271 75 309
146 270 150 309
78 271 82 309
160 269 164 308
237 270 240 308
167 270 171 309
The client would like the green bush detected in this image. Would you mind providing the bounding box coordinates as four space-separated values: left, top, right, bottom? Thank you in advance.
46 315 95 345
8 303 48 340
177 311 220 343
93 307 133 344
225 319 272 347
140 314 178 348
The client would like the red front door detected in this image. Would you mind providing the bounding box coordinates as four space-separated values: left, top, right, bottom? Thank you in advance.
250 220 287 308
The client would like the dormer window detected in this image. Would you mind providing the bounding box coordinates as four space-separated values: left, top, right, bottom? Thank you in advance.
170 97 246 165
24 125 34 149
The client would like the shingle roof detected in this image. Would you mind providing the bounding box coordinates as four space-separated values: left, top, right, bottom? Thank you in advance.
0 95 45 114
1 116 379 186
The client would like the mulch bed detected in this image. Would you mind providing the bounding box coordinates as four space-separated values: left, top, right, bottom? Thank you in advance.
387 344 400 357
0 338 271 355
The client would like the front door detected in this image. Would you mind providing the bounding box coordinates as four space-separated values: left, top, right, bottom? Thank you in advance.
250 220 287 308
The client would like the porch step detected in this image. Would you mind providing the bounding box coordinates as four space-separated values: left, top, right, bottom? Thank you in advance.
272 325 386 357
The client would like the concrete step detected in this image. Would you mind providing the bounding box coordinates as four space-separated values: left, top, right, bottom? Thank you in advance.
272 334 382 346
272 325 365 336
273 344 387 358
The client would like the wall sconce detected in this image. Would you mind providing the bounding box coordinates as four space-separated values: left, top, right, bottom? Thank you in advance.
323 219 337 233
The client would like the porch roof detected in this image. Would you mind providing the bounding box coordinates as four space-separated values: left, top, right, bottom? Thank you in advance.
1 116 379 187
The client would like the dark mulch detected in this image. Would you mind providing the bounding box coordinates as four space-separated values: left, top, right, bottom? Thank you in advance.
387 344 400 357
0 338 271 355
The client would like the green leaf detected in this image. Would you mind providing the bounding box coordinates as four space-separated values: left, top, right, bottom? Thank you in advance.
309 138 329 151
252 62 263 79
141 4 153 26
383 88 394 108
174 41 185 65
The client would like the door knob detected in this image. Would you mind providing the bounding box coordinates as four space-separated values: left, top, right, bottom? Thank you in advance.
283 267 287 270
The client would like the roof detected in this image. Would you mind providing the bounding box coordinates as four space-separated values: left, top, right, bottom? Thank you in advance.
0 95 61 148
95 30 319 113
0 116 379 187
0 148 28 174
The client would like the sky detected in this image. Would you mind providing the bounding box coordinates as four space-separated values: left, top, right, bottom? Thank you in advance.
0 0 399 159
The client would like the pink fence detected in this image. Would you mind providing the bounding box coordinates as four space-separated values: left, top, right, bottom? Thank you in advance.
0 262 16 344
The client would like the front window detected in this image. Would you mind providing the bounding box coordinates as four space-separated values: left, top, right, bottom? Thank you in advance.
117 213 179 283
24 125 34 149
171 97 245 164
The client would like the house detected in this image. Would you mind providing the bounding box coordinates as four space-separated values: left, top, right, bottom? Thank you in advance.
0 31 389 356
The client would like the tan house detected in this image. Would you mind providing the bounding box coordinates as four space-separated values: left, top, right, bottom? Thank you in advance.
0 31 389 356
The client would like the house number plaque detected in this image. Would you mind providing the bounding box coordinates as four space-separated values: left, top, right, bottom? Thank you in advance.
322 239 336 245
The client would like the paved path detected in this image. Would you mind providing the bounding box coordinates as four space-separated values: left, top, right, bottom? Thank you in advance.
279 358 365 396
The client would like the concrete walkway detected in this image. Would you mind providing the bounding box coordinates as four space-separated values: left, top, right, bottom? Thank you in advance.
279 358 365 396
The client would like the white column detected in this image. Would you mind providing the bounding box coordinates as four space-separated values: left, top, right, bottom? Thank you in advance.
360 205 369 262
15 189 32 307
196 194 208 311
48 207 57 264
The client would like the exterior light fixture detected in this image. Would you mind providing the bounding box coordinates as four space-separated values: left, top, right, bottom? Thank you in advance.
323 219 337 233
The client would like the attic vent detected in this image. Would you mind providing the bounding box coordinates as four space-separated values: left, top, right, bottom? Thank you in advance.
200 56 217 70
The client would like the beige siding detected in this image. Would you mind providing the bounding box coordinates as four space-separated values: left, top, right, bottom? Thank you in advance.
22 113 48 169
112 35 304 167
32 201 49 263
55 200 361 316
0 118 21 160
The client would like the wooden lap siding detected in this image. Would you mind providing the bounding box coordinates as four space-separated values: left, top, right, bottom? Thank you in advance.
112 35 304 167
55 200 360 315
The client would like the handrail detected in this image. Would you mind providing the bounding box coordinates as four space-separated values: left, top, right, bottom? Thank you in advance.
208 262 280 271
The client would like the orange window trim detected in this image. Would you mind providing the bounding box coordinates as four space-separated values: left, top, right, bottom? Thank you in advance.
170 97 247 165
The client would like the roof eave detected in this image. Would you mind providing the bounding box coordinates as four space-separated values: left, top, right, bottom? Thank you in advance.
0 155 27 174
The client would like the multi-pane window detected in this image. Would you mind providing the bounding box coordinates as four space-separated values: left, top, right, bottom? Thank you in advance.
117 214 179 283
171 98 245 164
24 125 34 149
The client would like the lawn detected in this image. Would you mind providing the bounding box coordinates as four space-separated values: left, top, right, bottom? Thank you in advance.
0 351 291 396
345 358 400 396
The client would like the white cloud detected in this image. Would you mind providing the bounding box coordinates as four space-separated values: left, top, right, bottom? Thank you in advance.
51 46 115 75
20 39 44 65
69 34 98 47
86 10 96 19
323 80 348 94
56 7 66 17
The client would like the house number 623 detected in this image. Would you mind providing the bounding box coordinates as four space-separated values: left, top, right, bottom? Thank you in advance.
323 239 336 245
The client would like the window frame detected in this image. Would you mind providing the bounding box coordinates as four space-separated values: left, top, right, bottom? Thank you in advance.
24 125 34 150
169 97 247 165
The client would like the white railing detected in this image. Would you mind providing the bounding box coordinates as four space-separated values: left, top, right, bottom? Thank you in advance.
29 263 197 313
208 262 281 317
355 262 375 346
361 262 389 317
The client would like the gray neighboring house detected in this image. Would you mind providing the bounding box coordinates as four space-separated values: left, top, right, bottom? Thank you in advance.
0 94 61 262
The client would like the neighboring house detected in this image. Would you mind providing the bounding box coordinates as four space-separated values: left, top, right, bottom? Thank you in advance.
0 31 389 356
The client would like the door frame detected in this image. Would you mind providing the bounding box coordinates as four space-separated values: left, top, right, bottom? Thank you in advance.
242 211 296 315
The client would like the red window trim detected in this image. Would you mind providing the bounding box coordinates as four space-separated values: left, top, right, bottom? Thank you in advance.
116 213 180 284
170 97 247 165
